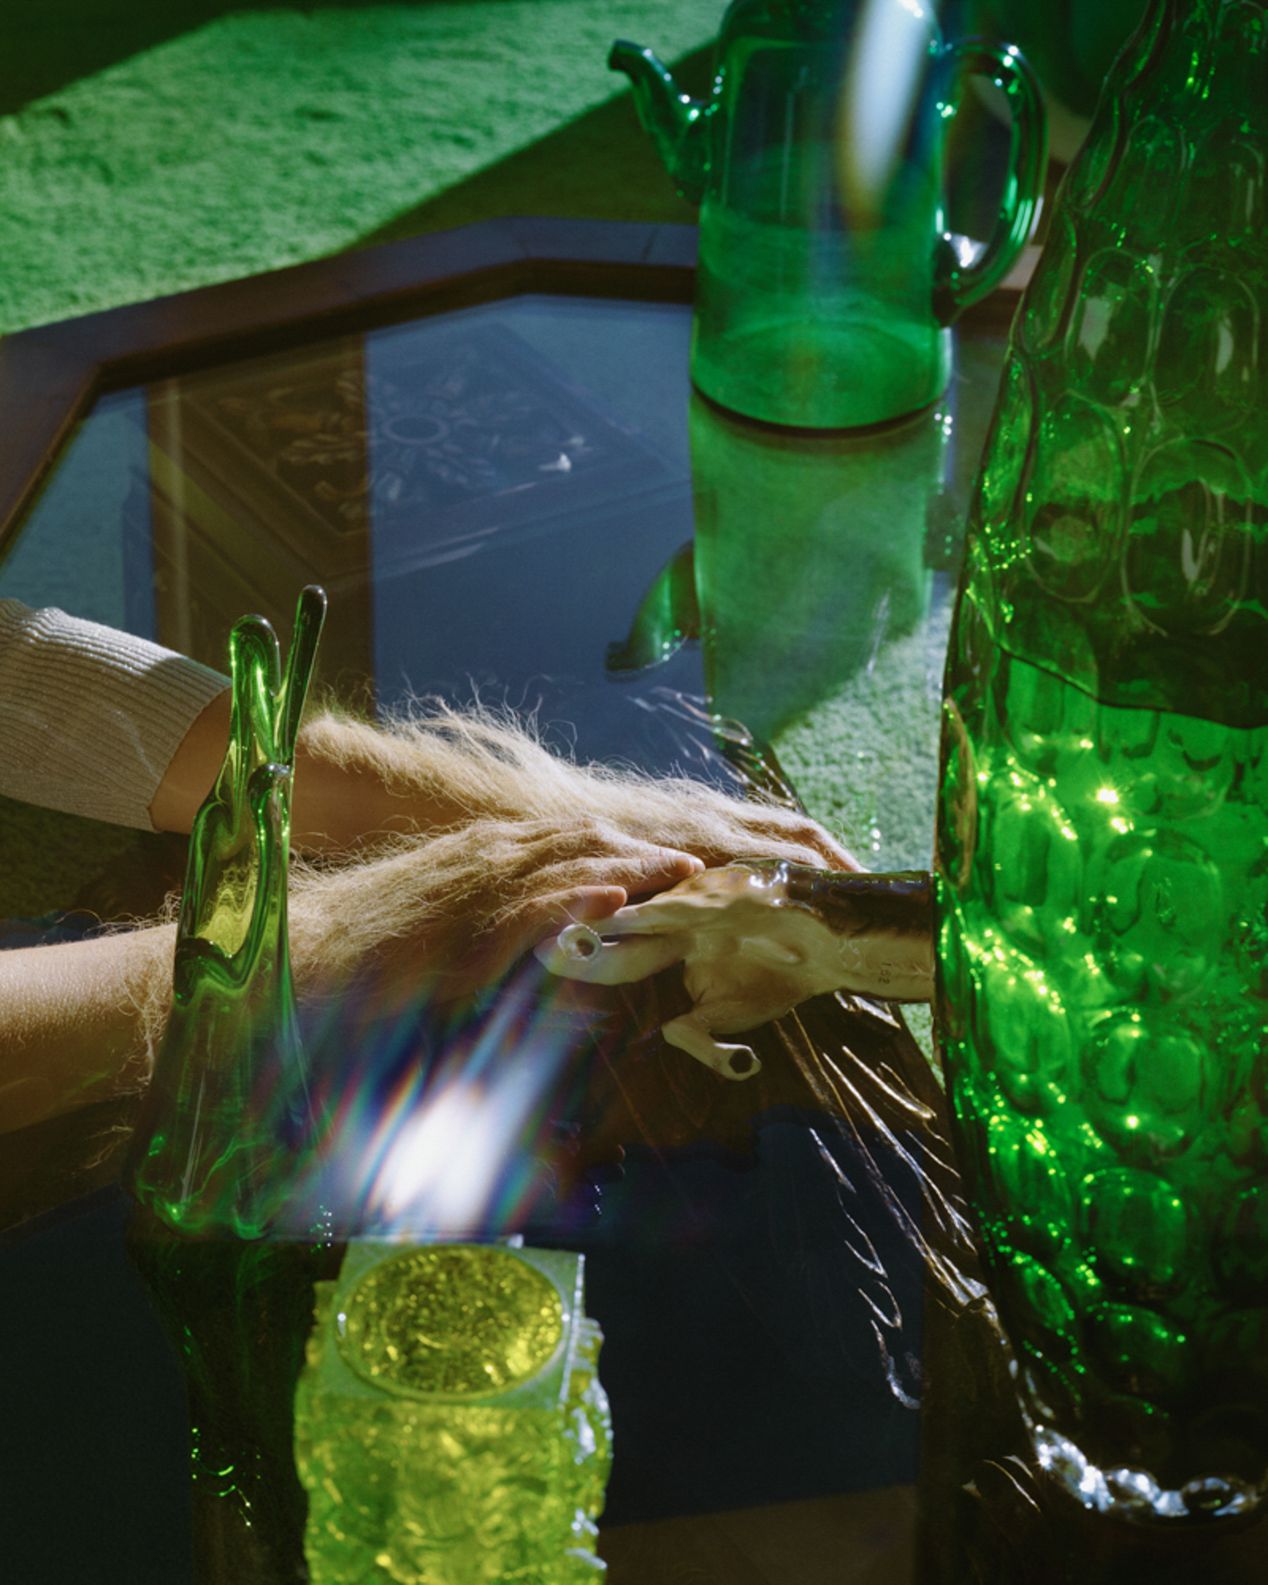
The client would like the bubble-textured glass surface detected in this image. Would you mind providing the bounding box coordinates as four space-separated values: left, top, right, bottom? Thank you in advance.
297 1243 611 1584
338 1244 564 1396
936 0 1268 1525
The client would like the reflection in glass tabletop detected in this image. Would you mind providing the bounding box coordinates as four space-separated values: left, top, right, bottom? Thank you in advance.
0 283 1009 1584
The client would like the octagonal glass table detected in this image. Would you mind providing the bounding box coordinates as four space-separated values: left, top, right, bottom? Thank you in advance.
0 220 1018 1584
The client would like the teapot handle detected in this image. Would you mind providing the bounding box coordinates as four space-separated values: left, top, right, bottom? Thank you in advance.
933 39 1048 323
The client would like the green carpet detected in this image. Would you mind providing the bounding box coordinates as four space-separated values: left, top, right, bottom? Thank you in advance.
0 1 718 919
0 1 718 334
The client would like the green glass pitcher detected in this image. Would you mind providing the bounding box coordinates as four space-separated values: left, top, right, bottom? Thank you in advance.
613 0 1046 429
936 0 1268 1526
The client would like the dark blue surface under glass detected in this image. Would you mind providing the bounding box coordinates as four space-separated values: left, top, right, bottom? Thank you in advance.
0 289 1004 1581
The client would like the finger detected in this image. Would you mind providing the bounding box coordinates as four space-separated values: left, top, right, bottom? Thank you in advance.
559 884 629 921
573 892 712 936
763 818 859 871
759 840 857 874
534 928 683 984
739 819 860 873
624 849 704 896
585 848 703 896
806 835 862 871
496 885 627 972
661 1013 761 1081
533 820 705 877
532 850 703 901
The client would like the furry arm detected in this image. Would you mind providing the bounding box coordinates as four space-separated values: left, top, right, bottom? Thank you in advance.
0 817 702 1137
154 694 859 872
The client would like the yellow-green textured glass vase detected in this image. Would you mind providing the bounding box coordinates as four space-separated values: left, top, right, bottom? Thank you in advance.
295 1242 612 1584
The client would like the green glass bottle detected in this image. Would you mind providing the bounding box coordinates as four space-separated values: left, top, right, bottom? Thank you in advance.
936 0 1267 1524
126 587 333 1581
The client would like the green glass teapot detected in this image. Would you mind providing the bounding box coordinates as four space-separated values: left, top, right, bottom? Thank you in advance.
613 0 1046 429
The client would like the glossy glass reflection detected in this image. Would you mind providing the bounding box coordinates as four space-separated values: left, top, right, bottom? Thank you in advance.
937 0 1268 1524
612 0 1046 426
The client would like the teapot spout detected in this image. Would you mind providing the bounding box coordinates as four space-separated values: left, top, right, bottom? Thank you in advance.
609 39 711 205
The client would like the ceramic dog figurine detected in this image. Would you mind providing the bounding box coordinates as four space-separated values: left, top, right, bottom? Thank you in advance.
537 859 933 1079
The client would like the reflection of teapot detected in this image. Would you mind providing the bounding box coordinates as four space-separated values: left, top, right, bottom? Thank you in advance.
612 0 1045 428
689 391 949 744
606 392 952 741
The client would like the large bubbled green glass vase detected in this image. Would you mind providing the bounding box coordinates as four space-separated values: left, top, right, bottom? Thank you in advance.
935 0 1268 1525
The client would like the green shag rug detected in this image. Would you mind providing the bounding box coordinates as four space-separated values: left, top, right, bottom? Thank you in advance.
0 0 718 334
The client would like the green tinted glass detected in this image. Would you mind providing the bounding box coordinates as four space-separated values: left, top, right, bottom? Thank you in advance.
937 0 1268 1524
613 0 1046 426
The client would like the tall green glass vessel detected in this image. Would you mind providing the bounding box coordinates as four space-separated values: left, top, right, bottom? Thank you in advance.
936 0 1267 1524
126 587 333 1581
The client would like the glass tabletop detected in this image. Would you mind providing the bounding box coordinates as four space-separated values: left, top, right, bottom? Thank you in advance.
0 282 1010 1584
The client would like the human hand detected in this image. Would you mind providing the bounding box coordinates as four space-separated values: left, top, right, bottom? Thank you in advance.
536 861 934 1080
614 784 859 874
287 815 705 1012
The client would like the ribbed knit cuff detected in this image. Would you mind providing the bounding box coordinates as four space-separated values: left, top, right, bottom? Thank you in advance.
0 599 230 831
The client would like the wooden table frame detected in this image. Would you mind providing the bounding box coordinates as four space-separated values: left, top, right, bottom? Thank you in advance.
0 219 700 547
0 217 1034 550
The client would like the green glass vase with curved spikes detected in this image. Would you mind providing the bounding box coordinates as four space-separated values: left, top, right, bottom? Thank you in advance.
936 0 1267 1527
129 583 327 1237
126 586 334 1582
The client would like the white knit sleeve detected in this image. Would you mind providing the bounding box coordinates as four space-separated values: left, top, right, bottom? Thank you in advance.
0 599 230 831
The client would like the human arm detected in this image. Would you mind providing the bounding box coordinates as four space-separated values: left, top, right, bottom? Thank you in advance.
155 692 861 869
0 816 704 1136
0 924 174 1136
0 599 228 831
2 599 871 1132
0 596 854 869
149 687 485 852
